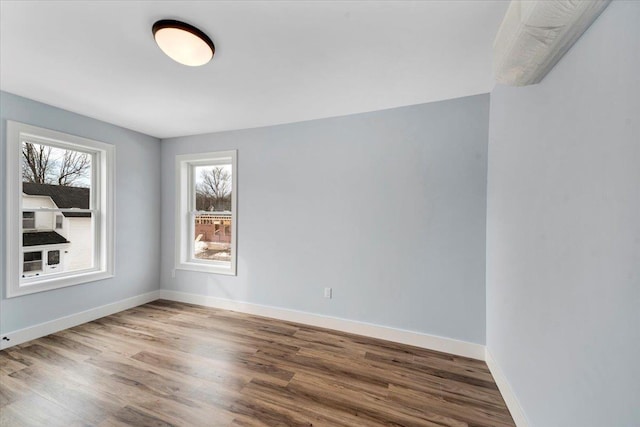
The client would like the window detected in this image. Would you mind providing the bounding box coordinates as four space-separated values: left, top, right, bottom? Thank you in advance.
22 211 35 229
23 251 43 273
5 121 115 298
176 151 237 275
48 250 60 266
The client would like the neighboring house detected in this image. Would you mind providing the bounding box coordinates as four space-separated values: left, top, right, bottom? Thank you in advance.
21 183 92 277
194 212 232 244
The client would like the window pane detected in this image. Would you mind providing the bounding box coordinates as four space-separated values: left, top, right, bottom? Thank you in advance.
194 214 232 262
55 215 64 229
194 164 232 212
23 251 42 262
22 141 92 191
22 141 92 210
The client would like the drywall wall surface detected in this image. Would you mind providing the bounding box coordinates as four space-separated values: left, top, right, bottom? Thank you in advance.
161 94 489 344
0 91 161 333
486 2 640 425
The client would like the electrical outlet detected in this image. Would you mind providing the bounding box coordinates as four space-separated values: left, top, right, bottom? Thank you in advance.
324 287 332 299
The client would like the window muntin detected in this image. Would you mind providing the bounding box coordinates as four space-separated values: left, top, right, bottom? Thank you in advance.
176 151 237 275
5 121 115 298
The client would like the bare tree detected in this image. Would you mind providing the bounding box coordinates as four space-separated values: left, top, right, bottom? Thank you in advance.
22 143 53 184
196 166 232 211
56 150 91 186
22 142 91 186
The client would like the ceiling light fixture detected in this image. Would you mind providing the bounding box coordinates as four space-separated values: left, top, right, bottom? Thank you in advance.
152 20 215 67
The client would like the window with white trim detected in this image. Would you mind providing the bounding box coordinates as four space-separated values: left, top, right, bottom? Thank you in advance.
55 214 63 229
175 151 237 275
22 211 35 229
23 251 42 273
5 121 115 298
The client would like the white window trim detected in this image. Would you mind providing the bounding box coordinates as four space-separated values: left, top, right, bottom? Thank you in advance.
5 121 115 298
175 150 237 276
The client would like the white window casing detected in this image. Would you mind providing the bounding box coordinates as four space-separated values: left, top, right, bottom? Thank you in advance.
5 121 115 298
175 150 237 276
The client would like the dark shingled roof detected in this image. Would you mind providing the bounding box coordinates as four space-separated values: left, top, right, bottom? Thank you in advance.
23 231 69 247
22 182 90 217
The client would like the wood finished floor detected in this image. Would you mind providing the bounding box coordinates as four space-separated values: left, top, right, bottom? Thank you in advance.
0 300 515 427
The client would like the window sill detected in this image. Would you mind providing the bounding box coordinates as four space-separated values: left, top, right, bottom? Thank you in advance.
7 270 114 298
175 262 237 276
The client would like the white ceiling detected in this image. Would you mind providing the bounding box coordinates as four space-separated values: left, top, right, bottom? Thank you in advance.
0 1 508 139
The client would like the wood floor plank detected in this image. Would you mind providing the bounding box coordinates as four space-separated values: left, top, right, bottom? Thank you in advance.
240 378 376 427
8 365 124 425
0 300 515 426
0 352 31 376
0 393 92 427
0 374 32 409
388 384 515 427
288 371 462 427
110 405 177 427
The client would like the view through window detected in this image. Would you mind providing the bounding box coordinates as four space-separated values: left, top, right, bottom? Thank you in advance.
193 164 233 263
20 141 94 278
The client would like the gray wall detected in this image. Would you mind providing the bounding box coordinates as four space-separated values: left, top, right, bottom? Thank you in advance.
0 92 161 333
486 2 640 426
161 94 489 344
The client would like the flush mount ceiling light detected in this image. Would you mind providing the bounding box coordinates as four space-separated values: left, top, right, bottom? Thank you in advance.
152 19 215 66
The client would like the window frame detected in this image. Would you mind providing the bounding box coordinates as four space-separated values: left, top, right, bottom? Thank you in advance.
175 150 237 276
5 121 115 298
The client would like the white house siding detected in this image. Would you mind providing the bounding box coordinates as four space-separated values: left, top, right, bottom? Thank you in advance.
54 213 67 236
65 217 92 271
22 243 69 277
21 192 92 274
22 194 57 231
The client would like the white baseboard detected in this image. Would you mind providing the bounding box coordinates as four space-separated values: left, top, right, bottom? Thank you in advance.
2 289 529 425
0 290 160 350
1 288 485 361
159 289 485 360
485 348 529 427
